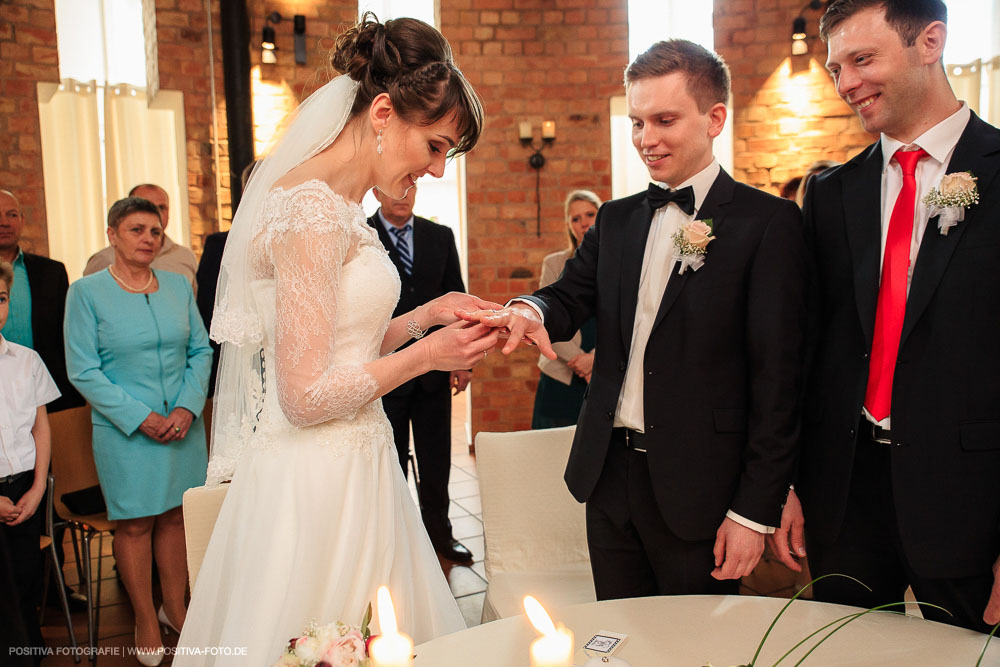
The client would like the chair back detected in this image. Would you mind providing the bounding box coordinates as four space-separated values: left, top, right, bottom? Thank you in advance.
182 484 229 588
476 426 588 581
48 406 102 520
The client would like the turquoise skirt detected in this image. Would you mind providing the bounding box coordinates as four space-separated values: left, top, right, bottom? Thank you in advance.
92 420 207 520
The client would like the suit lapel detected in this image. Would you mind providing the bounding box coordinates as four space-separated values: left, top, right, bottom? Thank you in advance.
842 143 884 346
901 114 1000 346
619 199 653 348
409 218 427 283
648 169 735 335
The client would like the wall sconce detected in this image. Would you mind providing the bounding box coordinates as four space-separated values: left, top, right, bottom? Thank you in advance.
519 121 556 236
261 12 281 64
293 14 307 65
791 17 808 55
791 0 827 56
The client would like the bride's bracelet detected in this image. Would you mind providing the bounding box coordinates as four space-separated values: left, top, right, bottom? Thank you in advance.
406 318 427 339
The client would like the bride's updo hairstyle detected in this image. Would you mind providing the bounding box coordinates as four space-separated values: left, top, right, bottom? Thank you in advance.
332 12 484 157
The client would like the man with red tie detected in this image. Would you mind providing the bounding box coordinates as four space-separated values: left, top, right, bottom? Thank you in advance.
769 0 1000 632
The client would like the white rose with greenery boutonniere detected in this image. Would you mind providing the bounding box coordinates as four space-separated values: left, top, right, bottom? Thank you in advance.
922 171 979 236
671 218 715 274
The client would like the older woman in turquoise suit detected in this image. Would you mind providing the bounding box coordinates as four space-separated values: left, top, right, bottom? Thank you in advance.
65 196 211 665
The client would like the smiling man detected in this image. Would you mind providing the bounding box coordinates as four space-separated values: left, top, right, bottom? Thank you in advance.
473 40 808 599
769 0 1000 633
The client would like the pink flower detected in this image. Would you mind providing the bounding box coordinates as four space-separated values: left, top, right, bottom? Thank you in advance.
321 633 367 667
682 220 714 250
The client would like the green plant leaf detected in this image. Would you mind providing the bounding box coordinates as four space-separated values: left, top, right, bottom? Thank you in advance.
361 602 372 639
975 622 999 667
747 573 870 666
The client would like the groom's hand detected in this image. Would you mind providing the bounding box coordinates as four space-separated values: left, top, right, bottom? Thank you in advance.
984 555 1000 626
711 517 765 580
766 487 806 572
457 304 556 359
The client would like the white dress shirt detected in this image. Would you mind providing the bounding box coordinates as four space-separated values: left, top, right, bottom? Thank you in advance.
0 335 61 477
865 102 970 428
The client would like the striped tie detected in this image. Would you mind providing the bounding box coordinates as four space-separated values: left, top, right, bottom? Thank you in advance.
389 224 413 275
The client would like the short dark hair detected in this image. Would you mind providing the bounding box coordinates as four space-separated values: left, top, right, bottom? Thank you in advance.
820 0 947 45
107 196 161 229
625 39 730 113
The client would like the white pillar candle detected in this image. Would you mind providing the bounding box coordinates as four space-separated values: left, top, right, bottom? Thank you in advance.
524 596 574 667
519 121 533 141
370 586 414 667
541 121 556 140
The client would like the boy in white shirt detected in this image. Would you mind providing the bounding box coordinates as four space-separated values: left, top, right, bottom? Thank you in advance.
0 260 61 658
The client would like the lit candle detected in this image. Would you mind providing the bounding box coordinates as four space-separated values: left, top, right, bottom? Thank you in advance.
369 586 413 667
524 596 574 667
519 121 533 141
541 121 556 140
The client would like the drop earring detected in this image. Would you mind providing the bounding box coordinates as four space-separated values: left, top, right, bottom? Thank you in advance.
376 128 383 156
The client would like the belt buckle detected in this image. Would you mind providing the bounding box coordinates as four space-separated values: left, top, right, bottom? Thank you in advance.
872 424 891 445
624 430 647 453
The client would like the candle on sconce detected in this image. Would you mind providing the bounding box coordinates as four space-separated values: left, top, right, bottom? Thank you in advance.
541 120 556 140
519 121 533 141
369 586 414 667
523 596 574 667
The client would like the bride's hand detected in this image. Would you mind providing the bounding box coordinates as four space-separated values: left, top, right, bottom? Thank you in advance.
418 320 501 371
420 292 504 328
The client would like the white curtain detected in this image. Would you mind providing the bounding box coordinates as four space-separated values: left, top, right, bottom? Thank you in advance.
105 84 190 245
37 80 107 281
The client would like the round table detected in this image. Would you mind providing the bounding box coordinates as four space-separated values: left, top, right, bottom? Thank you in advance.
415 595 998 666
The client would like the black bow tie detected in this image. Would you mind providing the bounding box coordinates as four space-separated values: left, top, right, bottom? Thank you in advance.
646 184 695 216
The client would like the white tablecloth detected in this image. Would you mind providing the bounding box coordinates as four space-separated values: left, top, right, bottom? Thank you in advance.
415 595 998 666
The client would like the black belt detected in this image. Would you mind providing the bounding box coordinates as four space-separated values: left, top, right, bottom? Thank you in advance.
861 417 892 445
0 470 29 485
613 427 647 453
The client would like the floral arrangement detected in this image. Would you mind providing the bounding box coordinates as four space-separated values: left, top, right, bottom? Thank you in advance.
274 605 374 667
671 218 715 274
922 171 979 235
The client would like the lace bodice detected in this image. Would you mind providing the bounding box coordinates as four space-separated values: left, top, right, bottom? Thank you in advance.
249 179 400 429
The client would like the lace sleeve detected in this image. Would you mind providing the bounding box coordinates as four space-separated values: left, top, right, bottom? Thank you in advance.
268 188 379 427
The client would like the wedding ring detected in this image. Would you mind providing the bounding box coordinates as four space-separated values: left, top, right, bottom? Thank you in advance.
483 350 489 359
174 427 181 433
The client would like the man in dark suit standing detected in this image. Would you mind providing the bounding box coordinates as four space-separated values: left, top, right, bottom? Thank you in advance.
368 185 474 564
468 40 808 598
769 0 1000 633
0 190 81 413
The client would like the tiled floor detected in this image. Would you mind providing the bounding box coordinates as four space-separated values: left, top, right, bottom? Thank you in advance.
38 394 807 664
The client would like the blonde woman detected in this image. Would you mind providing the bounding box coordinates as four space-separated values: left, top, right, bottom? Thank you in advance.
531 190 601 429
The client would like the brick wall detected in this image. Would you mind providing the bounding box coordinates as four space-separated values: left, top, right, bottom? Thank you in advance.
714 0 876 194
440 0 630 437
0 0 59 256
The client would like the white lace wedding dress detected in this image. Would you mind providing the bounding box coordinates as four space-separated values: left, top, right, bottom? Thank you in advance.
175 181 465 665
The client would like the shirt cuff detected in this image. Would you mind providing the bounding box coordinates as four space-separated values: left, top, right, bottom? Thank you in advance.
508 298 545 324
726 509 775 534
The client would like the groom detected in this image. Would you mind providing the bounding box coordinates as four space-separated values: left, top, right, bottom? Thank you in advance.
480 40 808 598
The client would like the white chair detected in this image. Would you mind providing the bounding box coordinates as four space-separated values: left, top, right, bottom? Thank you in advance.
182 484 229 588
476 426 595 623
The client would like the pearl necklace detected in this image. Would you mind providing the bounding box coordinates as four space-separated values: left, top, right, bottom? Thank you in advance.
108 265 154 293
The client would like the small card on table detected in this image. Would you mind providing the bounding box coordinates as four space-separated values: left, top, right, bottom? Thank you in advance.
583 630 628 655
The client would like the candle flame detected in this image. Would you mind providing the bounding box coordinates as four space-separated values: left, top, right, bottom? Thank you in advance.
523 595 557 636
377 585 398 635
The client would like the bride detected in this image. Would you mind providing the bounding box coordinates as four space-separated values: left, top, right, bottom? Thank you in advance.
175 14 498 665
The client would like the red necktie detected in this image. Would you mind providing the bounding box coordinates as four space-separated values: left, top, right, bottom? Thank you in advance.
864 148 928 422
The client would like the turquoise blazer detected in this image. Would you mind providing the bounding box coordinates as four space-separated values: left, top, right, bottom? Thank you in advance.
64 269 212 519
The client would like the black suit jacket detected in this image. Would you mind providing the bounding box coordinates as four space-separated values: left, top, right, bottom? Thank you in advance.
196 231 228 396
368 213 466 395
523 169 809 541
799 113 1000 578
22 253 83 412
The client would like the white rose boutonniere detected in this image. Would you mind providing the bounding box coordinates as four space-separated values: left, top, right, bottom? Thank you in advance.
671 218 715 274
922 171 979 235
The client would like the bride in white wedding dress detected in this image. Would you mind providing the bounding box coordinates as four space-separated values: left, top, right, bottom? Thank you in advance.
174 15 497 665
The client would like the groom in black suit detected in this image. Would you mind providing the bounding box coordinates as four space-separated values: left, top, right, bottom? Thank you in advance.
770 0 1000 632
368 185 474 564
479 41 808 598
